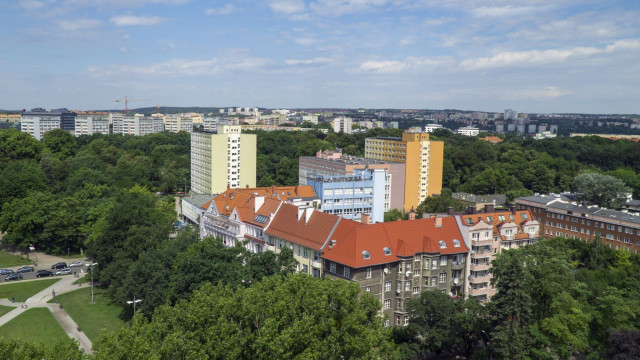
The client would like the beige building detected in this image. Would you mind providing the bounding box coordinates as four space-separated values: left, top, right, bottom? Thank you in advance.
190 125 256 194
113 115 164 136
164 114 193 133
332 116 352 134
74 112 110 136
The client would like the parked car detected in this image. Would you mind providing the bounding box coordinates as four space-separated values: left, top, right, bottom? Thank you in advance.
69 261 83 268
5 273 22 281
17 266 34 273
52 262 67 270
55 268 72 275
36 270 54 277
0 269 14 275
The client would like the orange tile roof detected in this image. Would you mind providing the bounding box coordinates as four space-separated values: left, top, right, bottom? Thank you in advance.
207 185 317 217
265 202 341 251
236 197 282 228
479 136 503 144
322 217 467 268
460 210 535 238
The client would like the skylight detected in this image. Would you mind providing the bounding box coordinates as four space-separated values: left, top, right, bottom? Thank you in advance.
439 241 446 248
453 239 460 247
383 247 391 256
362 251 370 259
253 215 268 224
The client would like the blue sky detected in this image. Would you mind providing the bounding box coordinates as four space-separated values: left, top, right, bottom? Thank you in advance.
1 0 639 114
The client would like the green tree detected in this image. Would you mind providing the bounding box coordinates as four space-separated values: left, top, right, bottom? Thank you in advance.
573 173 631 209
0 129 43 161
0 160 48 209
415 188 467 215
42 128 77 159
404 290 460 357
384 209 408 222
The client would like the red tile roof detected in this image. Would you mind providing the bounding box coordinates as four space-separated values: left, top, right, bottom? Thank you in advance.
235 197 282 228
479 136 503 144
322 217 467 268
205 185 316 216
459 210 536 238
265 203 341 250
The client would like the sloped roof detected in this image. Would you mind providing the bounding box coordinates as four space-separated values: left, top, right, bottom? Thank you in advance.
236 197 282 228
265 202 341 250
322 217 467 268
460 210 536 239
210 185 317 217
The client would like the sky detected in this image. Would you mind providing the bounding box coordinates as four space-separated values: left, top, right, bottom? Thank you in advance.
1 0 639 114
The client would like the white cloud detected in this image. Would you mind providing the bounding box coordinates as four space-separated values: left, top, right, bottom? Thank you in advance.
110 15 165 26
294 37 316 46
460 39 640 70
399 37 415 46
268 0 306 14
472 5 551 18
285 57 331 65
18 0 45 11
205 4 237 15
88 57 269 77
59 19 103 31
309 0 390 16
360 56 447 73
500 86 572 100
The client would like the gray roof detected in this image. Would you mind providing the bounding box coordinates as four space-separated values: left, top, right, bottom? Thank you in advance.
182 194 215 209
452 192 506 206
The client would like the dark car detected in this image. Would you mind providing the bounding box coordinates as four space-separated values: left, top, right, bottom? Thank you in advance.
5 273 22 281
0 269 13 275
36 270 54 278
17 266 34 273
51 262 67 270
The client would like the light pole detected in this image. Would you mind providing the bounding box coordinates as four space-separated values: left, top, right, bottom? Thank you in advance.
86 263 98 303
127 296 142 316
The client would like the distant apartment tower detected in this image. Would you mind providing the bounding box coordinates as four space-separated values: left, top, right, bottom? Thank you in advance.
332 116 353 134
456 126 479 136
74 112 110 136
365 132 444 211
113 115 164 136
299 150 405 211
191 125 257 194
424 124 443 133
307 168 387 223
164 115 193 133
20 108 65 140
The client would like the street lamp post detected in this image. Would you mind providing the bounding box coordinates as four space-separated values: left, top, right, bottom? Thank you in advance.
127 296 143 316
87 263 98 303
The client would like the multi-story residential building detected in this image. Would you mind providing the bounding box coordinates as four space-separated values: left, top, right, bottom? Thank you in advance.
423 124 443 133
302 115 318 124
451 192 506 211
299 150 404 211
164 114 193 133
266 202 341 278
0 114 22 122
332 116 353 134
365 132 444 211
181 194 216 225
453 207 539 301
200 185 319 254
74 112 110 136
307 168 387 223
112 115 164 136
516 195 640 253
190 125 256 194
321 216 468 326
20 108 65 140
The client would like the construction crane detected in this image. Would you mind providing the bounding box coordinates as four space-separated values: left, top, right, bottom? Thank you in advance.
114 96 151 115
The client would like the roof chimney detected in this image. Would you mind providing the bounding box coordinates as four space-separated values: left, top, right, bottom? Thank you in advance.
227 184 230 190
246 184 249 188
361 213 371 224
485 204 495 213
305 207 314 223
509 204 516 214
298 206 304 221
255 196 265 213
434 217 442 227
409 211 416 221
447 207 455 215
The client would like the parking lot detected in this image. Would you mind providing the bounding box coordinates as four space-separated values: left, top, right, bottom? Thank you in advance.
0 259 86 282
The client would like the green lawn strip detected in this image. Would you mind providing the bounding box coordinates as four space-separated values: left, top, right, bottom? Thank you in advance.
0 251 32 268
0 305 13 317
0 308 68 348
48 287 125 341
0 278 60 302
73 273 90 285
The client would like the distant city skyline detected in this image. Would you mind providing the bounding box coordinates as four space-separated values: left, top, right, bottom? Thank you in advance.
1 0 639 114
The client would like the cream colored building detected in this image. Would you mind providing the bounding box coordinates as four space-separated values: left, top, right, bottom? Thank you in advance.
113 115 164 136
164 114 193 133
190 125 257 194
74 112 110 136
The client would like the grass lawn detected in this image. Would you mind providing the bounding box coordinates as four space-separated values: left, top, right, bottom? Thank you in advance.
48 287 125 341
73 273 90 285
0 305 13 317
0 279 60 302
0 308 68 348
0 251 32 268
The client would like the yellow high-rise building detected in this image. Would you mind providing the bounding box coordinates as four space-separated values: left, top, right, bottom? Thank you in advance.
191 125 257 194
364 132 443 211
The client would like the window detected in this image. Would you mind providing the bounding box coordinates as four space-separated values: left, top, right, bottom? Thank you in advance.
424 259 430 269
404 316 409 326
432 260 438 269
413 286 420 294
343 267 350 278
414 269 420 276
362 251 370 260
384 247 391 256
397 281 402 292
406 263 411 272
425 277 430 286
384 320 390 327
302 264 308 273
405 281 411 291
439 241 447 248
521 213 528 219
440 256 447 266
431 276 437 286
397 298 403 310
365 286 371 293
385 281 391 292
330 262 336 273
440 273 447 282
472 233 479 240
303 248 308 259
486 216 493 222
453 239 461 247
384 299 390 309
398 263 403 273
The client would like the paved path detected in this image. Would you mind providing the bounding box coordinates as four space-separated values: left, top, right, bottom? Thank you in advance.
0 273 93 354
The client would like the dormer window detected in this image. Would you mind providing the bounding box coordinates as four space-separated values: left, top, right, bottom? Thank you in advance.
383 247 391 256
362 251 370 260
486 216 493 222
465 218 473 225
439 241 446 248
453 239 460 247
498 215 506 221
521 213 528 220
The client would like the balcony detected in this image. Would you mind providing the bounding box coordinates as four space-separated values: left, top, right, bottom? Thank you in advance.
471 238 493 246
470 262 490 271
471 252 493 260
469 286 494 298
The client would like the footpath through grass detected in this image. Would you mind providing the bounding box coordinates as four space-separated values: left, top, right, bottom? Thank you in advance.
0 305 13 317
0 308 68 348
0 251 32 268
0 278 60 302
48 287 125 341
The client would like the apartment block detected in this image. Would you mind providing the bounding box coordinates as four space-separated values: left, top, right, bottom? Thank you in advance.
365 132 444 211
331 116 353 134
322 216 468 327
299 150 405 211
112 115 164 136
164 114 193 133
74 112 110 136
20 108 65 140
516 195 640 253
190 126 257 194
307 168 387 223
